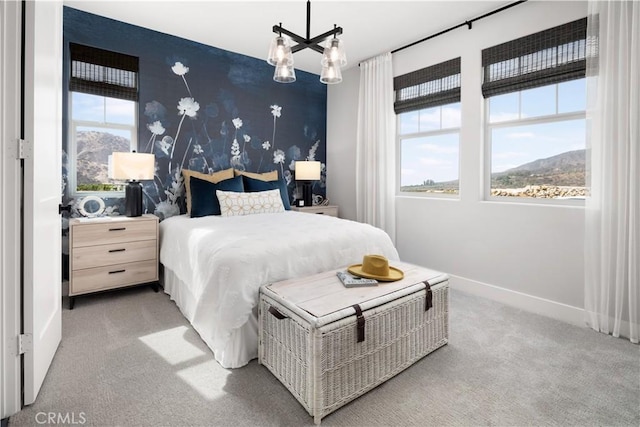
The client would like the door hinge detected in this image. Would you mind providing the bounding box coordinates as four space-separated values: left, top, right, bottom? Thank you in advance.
18 138 31 160
18 333 32 355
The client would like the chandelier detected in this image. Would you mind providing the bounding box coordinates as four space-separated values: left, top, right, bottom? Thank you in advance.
267 0 347 84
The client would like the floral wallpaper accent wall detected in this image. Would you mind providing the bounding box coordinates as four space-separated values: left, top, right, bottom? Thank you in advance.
62 7 327 221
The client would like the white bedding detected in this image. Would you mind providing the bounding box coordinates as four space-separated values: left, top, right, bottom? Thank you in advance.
159 211 399 368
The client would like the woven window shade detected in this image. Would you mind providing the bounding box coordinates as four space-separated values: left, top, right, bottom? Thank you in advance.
482 17 586 98
69 43 139 101
394 57 461 114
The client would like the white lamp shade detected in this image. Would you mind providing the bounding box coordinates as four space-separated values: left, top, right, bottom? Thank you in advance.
320 60 342 84
295 161 321 181
108 152 155 181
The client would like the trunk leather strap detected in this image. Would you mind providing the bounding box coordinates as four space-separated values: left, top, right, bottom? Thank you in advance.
268 305 287 320
423 281 433 312
352 304 365 342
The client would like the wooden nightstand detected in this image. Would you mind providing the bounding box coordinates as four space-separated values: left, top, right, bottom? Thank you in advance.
68 214 159 309
291 205 339 217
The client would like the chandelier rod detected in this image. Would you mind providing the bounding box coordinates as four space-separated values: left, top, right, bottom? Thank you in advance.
306 0 310 40
272 0 343 55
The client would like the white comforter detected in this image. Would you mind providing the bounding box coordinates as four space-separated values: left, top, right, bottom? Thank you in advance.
159 211 399 368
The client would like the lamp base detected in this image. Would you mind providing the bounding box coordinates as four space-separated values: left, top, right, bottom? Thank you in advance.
302 181 313 207
125 181 143 217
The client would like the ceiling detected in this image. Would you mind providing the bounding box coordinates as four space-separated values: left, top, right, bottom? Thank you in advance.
63 0 511 75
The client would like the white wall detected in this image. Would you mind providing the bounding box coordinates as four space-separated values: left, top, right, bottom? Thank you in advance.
327 1 588 326
326 66 360 221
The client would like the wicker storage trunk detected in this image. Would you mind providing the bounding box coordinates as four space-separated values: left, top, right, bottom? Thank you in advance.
258 262 449 424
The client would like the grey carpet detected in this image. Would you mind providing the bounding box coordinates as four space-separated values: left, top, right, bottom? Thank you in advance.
8 286 640 427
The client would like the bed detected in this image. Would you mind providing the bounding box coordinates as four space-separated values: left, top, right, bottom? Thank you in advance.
159 211 399 368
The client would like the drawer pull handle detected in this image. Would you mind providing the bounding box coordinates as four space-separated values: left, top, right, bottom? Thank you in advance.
109 269 126 274
109 227 126 231
108 248 126 253
316 212 324 214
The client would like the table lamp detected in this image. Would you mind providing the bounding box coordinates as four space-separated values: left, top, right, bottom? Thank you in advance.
295 161 321 207
108 152 155 217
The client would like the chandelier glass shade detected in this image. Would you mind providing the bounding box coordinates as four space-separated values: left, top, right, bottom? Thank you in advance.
321 38 346 67
319 60 342 84
267 36 293 66
268 0 346 84
274 62 297 83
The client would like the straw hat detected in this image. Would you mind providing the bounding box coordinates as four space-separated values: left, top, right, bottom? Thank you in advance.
348 254 404 282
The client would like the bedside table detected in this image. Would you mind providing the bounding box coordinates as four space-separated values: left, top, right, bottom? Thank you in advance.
291 205 339 217
68 214 159 309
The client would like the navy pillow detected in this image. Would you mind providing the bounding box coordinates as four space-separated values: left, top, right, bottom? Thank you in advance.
242 174 291 210
190 175 244 217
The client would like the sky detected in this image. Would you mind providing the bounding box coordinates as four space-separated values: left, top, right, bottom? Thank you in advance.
400 78 586 186
72 92 135 139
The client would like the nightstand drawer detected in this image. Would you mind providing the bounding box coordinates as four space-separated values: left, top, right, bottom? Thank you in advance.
72 240 157 270
72 220 157 247
70 259 158 295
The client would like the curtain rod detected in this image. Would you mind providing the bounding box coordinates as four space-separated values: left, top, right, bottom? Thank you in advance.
391 0 528 55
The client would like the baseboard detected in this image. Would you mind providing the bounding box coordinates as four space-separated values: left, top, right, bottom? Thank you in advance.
584 310 637 344
449 274 586 328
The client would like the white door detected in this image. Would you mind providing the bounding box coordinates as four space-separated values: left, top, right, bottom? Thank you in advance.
1 0 24 418
22 0 63 405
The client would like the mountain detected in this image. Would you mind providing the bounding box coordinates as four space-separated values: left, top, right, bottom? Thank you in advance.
491 149 585 188
400 149 586 192
76 131 130 185
503 149 585 174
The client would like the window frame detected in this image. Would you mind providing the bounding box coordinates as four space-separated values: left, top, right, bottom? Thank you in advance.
483 82 586 206
67 93 138 198
481 18 587 206
394 57 462 199
66 43 139 198
396 103 461 199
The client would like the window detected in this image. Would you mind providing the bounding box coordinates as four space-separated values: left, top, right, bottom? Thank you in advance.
483 18 587 201
395 58 461 195
68 43 139 195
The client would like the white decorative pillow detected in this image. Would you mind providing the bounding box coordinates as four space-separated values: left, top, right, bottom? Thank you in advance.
216 189 285 217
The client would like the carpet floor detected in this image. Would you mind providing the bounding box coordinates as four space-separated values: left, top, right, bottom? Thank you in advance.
8 285 639 427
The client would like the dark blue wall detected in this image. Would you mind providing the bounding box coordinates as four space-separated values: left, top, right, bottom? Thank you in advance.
62 7 327 219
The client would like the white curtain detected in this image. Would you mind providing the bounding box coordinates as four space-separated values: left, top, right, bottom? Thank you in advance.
585 1 639 344
356 52 396 243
